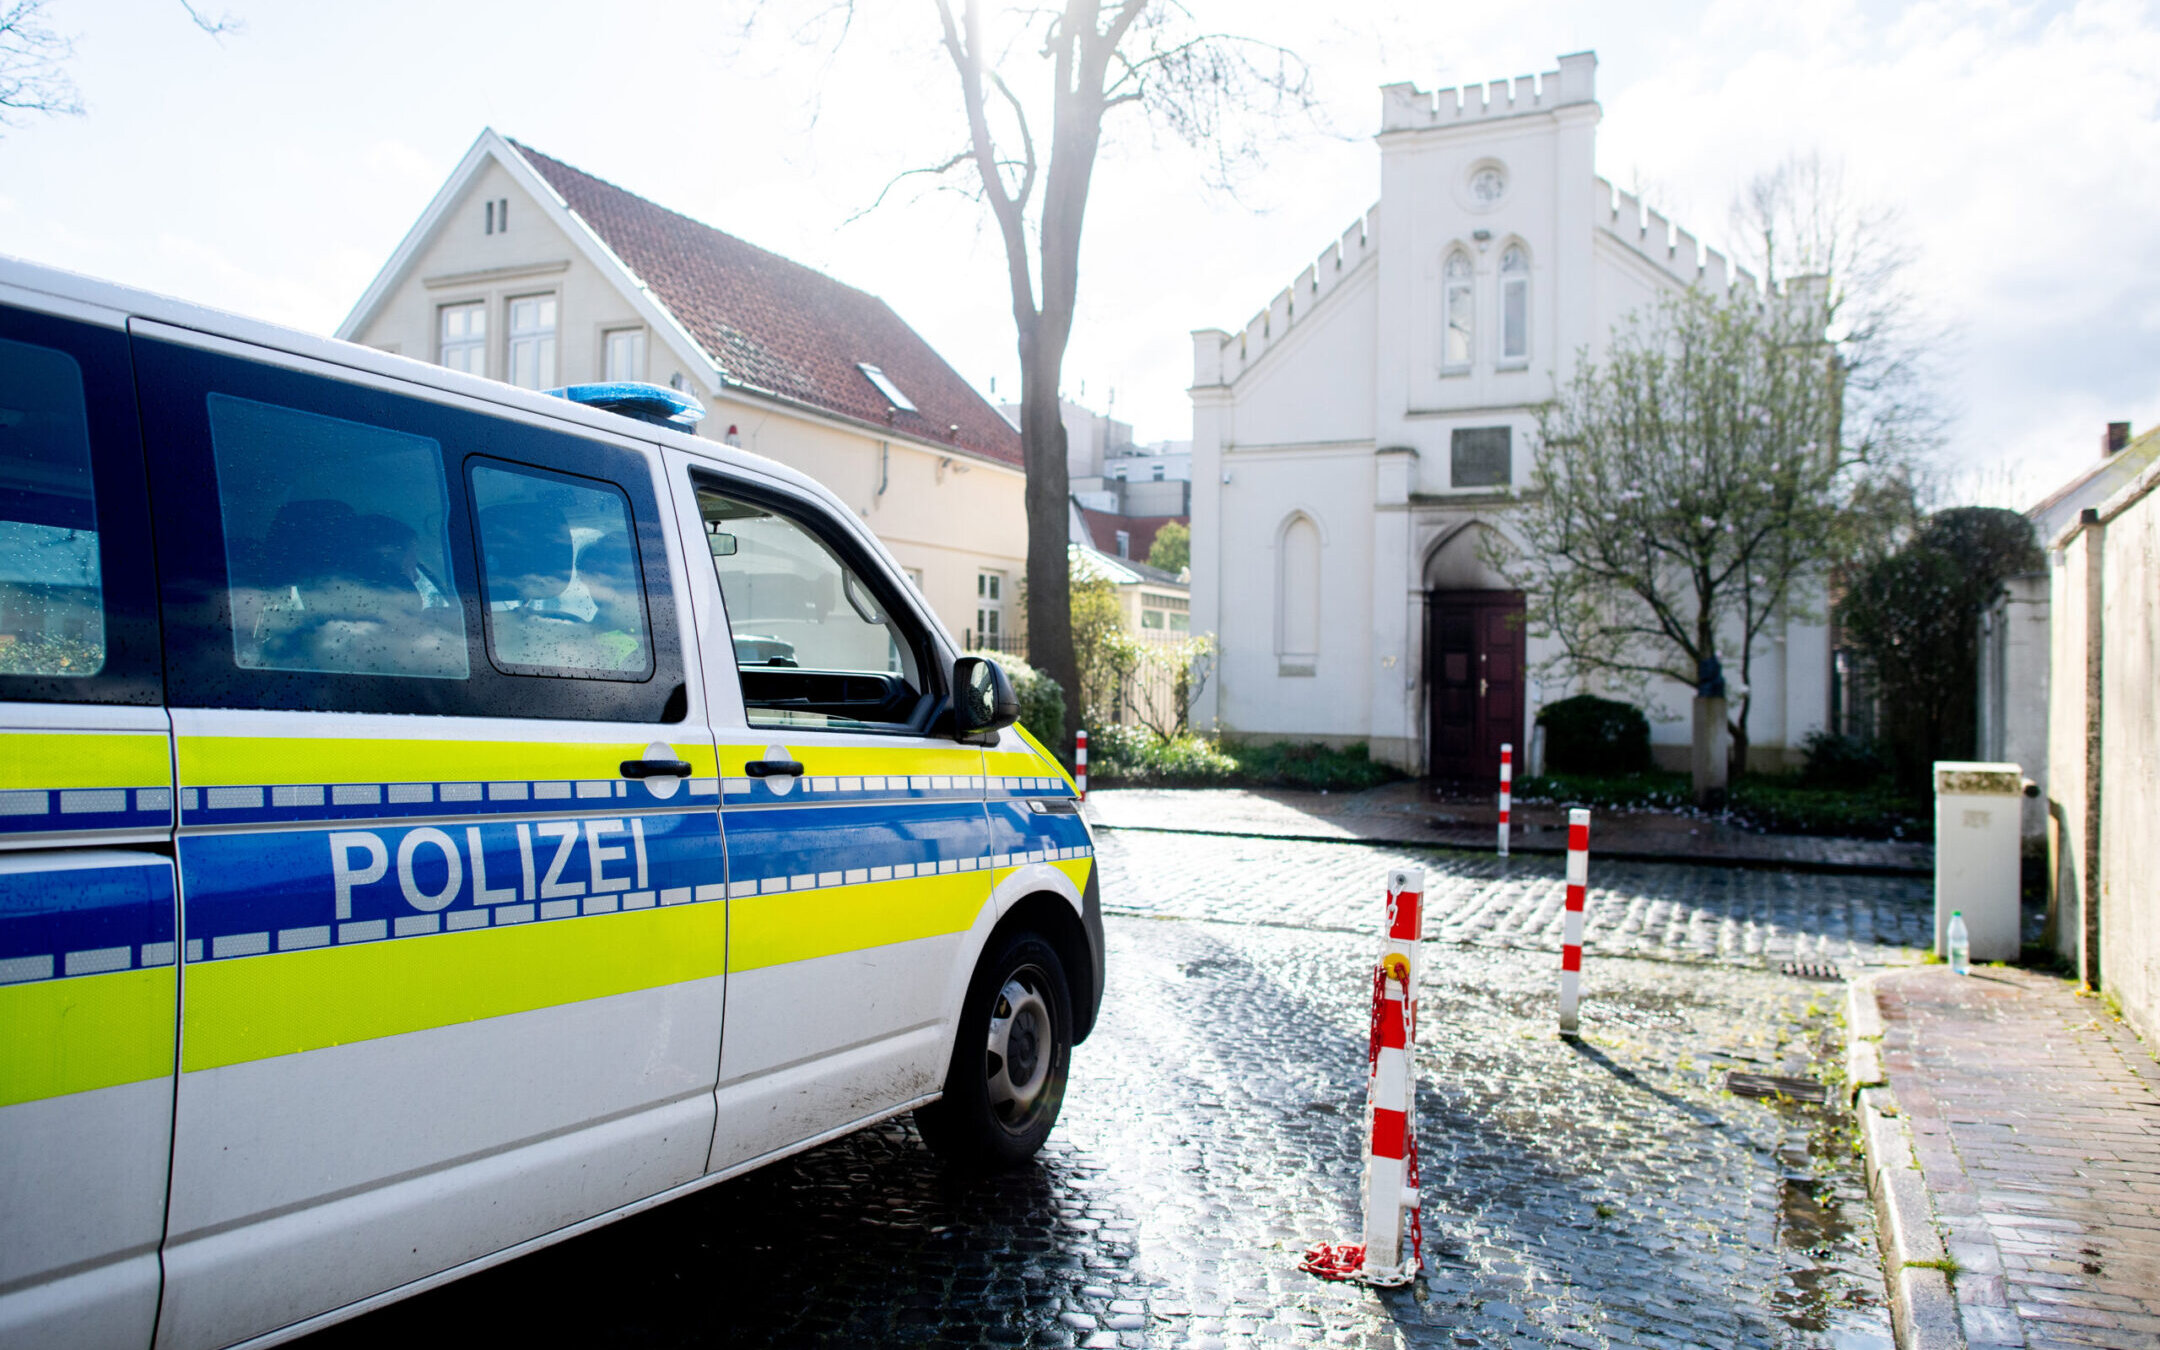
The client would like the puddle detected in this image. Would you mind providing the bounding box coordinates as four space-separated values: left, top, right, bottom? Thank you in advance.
1764 1075 1895 1348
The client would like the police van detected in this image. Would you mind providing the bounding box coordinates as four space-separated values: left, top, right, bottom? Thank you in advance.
0 255 1103 1349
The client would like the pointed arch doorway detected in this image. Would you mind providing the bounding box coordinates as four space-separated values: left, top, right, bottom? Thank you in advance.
1423 524 1525 782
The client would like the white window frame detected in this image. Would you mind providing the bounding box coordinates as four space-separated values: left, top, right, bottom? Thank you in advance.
975 569 1004 643
602 326 646 383
506 292 558 391
1499 244 1530 367
1441 251 1474 374
858 363 917 413
438 301 486 377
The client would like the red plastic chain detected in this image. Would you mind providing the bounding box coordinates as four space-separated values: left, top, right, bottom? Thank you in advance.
1298 1240 1367 1281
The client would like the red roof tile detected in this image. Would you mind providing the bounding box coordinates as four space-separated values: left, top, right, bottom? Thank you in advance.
1079 508 1187 566
510 140 1022 468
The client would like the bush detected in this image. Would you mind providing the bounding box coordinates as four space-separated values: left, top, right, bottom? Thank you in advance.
1536 695 1651 774
1085 730 1403 791
1798 731 1887 790
1086 727 1237 785
970 651 1065 752
1230 741 1399 792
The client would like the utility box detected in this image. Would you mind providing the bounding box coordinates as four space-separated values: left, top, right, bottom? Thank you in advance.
1933 762 2026 962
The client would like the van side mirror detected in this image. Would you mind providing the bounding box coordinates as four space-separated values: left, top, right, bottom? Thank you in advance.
953 656 1019 738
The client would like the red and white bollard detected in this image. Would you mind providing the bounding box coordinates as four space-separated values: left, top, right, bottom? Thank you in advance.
1301 867 1425 1287
1559 808 1590 1037
1074 730 1088 800
1497 743 1513 857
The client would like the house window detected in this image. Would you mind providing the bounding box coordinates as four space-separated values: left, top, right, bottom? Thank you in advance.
1442 251 1474 372
1152 462 1166 481
1115 530 1131 559
439 302 486 376
903 566 924 591
507 294 557 390
603 327 646 382
1451 426 1512 488
976 569 1003 644
1142 609 1164 629
484 198 509 235
1500 245 1529 364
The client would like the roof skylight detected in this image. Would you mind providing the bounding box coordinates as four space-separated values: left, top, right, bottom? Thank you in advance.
857 363 917 413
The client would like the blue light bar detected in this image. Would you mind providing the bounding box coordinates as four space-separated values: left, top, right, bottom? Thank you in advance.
546 381 707 429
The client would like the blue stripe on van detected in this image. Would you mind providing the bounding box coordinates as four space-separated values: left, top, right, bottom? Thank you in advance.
0 859 178 983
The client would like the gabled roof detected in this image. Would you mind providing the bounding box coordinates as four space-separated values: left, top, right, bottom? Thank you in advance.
340 130 1020 468
2028 423 2160 544
508 141 1021 467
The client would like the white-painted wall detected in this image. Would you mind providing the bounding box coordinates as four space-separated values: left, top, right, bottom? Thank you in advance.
350 152 1026 647
1191 51 1824 774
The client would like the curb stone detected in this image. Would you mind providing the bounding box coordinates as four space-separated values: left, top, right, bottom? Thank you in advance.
1848 972 1964 1350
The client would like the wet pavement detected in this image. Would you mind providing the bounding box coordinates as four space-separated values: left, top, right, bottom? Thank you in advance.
303 831 1917 1348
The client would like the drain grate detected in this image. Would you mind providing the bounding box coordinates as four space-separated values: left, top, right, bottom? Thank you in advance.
1723 1071 1829 1105
1779 960 1843 981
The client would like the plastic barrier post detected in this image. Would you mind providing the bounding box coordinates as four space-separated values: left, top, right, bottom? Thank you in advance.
1559 808 1589 1038
1497 743 1513 857
1075 730 1088 800
1359 867 1425 1286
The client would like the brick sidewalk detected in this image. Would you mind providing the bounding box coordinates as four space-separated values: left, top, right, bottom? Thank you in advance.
1875 967 2160 1348
1086 784 1932 874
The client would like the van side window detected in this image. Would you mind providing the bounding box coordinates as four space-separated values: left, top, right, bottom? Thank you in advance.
471 460 653 680
0 337 103 678
697 482 927 731
207 393 467 680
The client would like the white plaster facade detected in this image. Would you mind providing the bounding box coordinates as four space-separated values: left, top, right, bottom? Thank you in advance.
1188 52 1831 774
340 132 1027 648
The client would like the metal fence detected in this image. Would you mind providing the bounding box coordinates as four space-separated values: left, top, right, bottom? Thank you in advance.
962 630 1027 659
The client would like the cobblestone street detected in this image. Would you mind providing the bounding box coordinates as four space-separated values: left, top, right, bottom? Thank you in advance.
307 831 1926 1348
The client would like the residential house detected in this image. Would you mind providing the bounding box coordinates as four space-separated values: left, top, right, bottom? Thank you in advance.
340 130 1026 646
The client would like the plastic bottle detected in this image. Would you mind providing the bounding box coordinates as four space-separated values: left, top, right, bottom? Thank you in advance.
1948 910 1970 976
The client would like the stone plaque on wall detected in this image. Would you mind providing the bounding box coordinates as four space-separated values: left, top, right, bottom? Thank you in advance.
1451 426 1512 488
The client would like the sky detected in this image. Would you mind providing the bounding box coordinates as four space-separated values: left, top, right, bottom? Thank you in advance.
3 0 2156 505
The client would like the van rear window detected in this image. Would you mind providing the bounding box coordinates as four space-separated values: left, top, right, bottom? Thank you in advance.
206 393 469 681
0 337 104 678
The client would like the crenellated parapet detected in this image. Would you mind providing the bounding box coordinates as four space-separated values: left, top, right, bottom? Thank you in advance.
1592 176 1758 298
1197 204 1380 388
1379 51 1597 133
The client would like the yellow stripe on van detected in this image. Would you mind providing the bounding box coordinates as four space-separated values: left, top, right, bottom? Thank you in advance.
728 872 989 972
176 737 718 788
1003 727 1077 794
180 903 727 1072
0 967 176 1107
0 732 171 793
720 744 985 779
1049 857 1094 896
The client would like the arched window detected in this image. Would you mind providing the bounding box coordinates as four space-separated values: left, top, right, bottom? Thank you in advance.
1499 245 1529 364
1441 251 1474 372
1277 514 1321 673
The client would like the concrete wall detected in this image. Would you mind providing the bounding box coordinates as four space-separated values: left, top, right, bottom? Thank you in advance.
2048 460 2160 1042
351 162 1027 646
1978 574 2050 841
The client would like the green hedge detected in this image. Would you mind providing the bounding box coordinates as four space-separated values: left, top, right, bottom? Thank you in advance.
1515 768 1930 840
1087 728 1402 792
969 651 1065 751
1536 695 1652 774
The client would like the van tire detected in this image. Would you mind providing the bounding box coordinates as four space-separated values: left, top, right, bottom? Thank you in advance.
915 930 1072 1171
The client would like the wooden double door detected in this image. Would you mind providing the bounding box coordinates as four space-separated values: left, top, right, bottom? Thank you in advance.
1426 590 1525 782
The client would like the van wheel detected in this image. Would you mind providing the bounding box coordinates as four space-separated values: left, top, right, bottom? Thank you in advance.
916 930 1072 1171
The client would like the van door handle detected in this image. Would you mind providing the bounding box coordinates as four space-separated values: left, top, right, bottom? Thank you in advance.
621 758 693 779
745 758 805 778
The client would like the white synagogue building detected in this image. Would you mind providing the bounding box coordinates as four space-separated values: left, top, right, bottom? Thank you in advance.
1187 51 1832 779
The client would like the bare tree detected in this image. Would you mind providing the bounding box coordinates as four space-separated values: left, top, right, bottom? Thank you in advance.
1507 287 1872 783
1729 151 1946 476
760 2 1314 745
0 0 239 135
